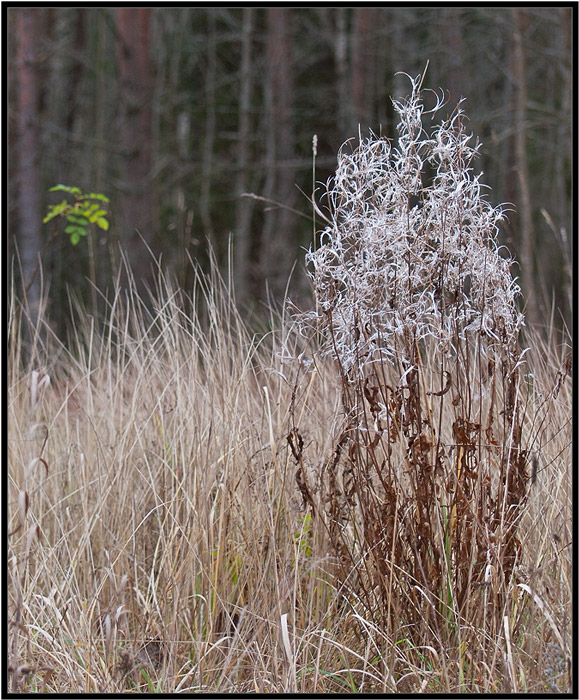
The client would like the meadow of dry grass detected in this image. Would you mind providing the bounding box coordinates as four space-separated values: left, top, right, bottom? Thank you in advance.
7 258 572 694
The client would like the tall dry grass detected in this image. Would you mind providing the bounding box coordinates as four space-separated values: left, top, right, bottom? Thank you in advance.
7 256 571 693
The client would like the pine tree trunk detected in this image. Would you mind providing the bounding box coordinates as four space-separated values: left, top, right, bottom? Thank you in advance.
259 8 296 299
233 7 255 303
116 7 154 289
511 8 540 330
351 7 373 128
200 11 216 244
15 8 42 323
335 8 351 135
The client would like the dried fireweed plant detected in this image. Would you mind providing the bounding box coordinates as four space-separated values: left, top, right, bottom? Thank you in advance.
293 72 536 656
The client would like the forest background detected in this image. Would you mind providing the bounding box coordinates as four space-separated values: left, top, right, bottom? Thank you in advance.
7 6 574 337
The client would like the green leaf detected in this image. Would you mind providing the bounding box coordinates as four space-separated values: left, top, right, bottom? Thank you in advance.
64 225 82 235
43 210 61 224
88 209 107 223
49 185 82 195
86 193 110 203
66 215 89 226
96 217 109 231
70 231 80 245
43 201 71 223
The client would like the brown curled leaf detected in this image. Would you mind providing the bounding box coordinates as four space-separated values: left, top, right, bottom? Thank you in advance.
427 370 451 397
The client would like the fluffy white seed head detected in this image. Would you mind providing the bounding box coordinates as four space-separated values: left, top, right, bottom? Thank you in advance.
302 74 524 376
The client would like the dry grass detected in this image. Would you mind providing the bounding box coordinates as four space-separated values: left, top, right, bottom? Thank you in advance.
7 255 572 694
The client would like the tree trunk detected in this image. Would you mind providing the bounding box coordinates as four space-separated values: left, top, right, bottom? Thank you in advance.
116 7 154 289
511 8 540 330
351 7 373 129
440 7 464 106
334 8 350 136
15 8 43 323
233 7 255 303
555 7 573 319
259 8 297 300
200 11 217 244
